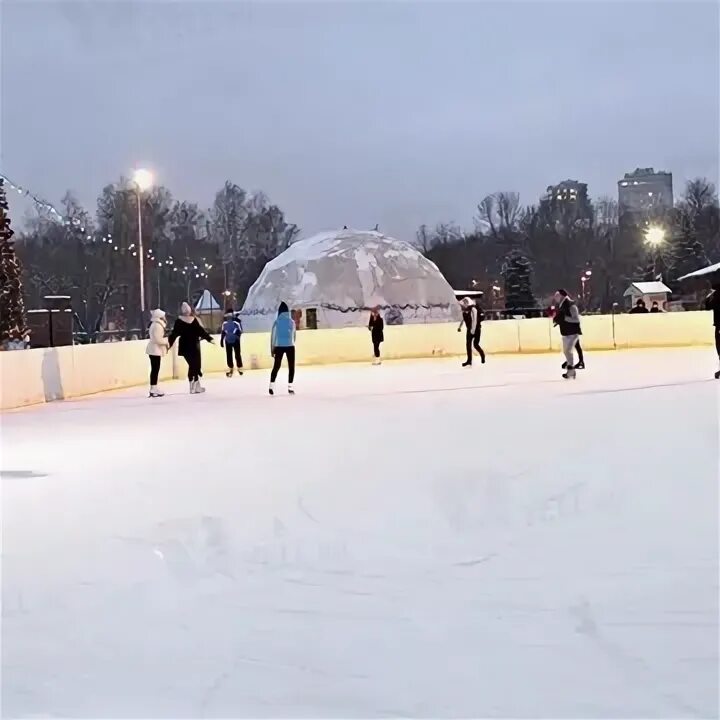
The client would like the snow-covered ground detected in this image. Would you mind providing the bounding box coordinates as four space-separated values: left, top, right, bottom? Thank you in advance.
2 348 718 718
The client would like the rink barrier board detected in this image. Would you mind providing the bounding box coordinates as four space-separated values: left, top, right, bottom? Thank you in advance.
0 311 714 410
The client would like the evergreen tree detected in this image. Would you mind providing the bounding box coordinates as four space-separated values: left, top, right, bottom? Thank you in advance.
501 249 536 311
668 208 708 284
0 179 28 349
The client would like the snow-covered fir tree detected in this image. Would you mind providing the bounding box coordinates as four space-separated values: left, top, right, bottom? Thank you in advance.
667 208 709 283
501 249 536 310
0 179 29 349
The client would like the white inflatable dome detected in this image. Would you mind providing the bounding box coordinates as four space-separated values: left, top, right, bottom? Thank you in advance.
241 229 461 330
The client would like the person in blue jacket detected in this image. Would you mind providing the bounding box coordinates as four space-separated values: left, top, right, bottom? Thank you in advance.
220 310 244 377
269 301 296 395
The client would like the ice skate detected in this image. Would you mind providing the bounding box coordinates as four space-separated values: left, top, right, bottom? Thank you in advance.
561 361 568 369
574 362 585 370
288 384 295 395
269 382 275 396
715 370 720 380
462 360 472 368
194 380 206 394
189 380 196 394
238 370 243 376
562 369 577 380
226 369 234 378
149 386 164 398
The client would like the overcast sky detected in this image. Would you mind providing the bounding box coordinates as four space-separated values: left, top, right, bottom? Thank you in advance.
1 0 718 240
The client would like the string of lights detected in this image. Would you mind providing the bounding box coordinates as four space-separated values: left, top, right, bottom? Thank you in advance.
0 172 70 224
238 302 455 317
0 172 214 280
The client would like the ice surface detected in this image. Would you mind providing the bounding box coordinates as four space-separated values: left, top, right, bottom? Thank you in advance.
1 348 718 718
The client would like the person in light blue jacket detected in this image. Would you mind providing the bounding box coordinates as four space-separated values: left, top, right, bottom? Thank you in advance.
269 301 296 395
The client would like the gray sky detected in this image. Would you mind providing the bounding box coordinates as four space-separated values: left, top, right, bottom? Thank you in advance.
1 0 718 240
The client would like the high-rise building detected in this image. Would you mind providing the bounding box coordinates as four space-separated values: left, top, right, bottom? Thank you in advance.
618 168 673 224
540 180 592 226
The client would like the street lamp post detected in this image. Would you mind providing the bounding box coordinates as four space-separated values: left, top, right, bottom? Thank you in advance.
644 226 666 278
132 168 153 319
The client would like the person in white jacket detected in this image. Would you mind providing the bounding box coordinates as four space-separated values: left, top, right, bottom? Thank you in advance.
146 309 170 398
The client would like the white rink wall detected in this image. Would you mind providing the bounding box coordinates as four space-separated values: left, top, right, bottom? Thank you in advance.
0 311 715 410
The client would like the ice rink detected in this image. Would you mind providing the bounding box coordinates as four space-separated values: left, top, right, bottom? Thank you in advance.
2 348 718 718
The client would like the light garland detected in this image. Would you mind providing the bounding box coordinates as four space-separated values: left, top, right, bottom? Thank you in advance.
1 171 216 281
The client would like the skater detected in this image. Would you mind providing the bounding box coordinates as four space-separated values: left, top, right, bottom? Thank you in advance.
146 308 169 398
269 301 296 395
704 282 720 379
168 301 214 394
457 297 485 367
368 306 384 365
220 310 243 377
553 289 582 379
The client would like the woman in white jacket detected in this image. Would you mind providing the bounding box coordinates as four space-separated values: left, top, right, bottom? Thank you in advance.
146 309 169 398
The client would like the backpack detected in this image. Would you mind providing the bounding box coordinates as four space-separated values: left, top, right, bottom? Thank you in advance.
222 320 242 344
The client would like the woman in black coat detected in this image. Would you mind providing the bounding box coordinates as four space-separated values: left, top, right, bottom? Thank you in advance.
168 302 214 393
368 306 385 365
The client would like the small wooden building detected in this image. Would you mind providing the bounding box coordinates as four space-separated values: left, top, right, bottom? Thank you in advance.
623 281 672 310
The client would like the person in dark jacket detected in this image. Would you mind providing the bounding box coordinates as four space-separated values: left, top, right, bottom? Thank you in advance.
168 302 214 394
629 299 650 314
368 306 385 365
553 289 581 379
457 297 485 367
220 310 243 377
704 282 720 379
650 301 662 313
269 301 296 395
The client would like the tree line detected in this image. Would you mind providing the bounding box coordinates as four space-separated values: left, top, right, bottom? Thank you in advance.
15 179 299 335
418 178 720 311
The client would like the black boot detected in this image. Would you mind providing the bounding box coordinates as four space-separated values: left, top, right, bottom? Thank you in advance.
715 370 720 380
562 361 568 369
462 360 472 367
574 362 585 370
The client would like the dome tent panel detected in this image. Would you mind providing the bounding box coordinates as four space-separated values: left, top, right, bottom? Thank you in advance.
241 229 460 331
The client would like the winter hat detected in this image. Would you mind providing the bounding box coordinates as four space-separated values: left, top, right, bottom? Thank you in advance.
278 301 289 315
180 302 193 316
150 308 166 321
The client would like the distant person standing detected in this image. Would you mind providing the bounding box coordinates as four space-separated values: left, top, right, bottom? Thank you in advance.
169 302 214 394
269 301 296 396
146 308 169 398
553 289 582 379
705 282 720 379
368 306 385 365
220 310 244 377
629 299 650 314
458 297 485 367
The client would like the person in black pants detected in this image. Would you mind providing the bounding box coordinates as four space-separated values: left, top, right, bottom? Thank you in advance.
220 311 244 377
368 306 385 365
705 282 720 379
457 297 485 366
145 308 169 398
168 302 214 394
269 301 297 395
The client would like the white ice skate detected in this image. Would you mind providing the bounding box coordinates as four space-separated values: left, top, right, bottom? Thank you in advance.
149 386 164 398
288 384 295 395
194 380 206 394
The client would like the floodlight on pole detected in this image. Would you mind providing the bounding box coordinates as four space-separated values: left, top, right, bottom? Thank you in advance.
132 168 154 319
645 226 666 248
